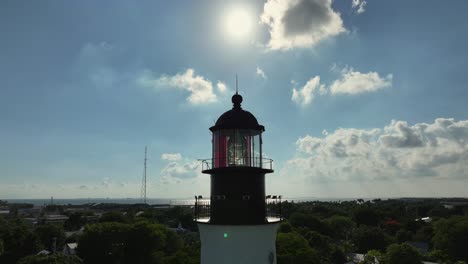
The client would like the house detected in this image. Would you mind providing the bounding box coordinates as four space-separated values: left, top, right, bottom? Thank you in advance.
345 253 365 264
63 243 78 256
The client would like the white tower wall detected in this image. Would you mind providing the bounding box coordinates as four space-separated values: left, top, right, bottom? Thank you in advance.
198 223 280 264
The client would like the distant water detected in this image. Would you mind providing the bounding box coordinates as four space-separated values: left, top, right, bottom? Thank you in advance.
4 197 364 206
5 198 171 206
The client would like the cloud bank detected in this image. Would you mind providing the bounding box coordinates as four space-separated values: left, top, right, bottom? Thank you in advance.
286 118 468 183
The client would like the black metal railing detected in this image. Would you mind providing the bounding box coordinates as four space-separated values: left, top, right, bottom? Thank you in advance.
200 157 273 171
266 195 283 220
194 196 210 220
193 195 283 221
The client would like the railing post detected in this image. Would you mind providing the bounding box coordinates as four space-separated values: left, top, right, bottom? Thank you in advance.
279 196 282 220
194 196 198 219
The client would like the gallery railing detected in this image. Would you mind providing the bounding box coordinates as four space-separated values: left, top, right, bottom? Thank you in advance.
200 157 273 171
194 197 210 220
193 195 283 221
266 195 283 220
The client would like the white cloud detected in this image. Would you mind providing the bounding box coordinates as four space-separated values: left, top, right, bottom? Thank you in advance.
216 81 228 93
291 76 326 106
330 67 392 95
160 161 199 181
256 67 267 79
138 68 218 105
291 65 391 106
285 118 468 183
260 0 346 50
352 0 367 14
159 153 200 183
161 153 182 161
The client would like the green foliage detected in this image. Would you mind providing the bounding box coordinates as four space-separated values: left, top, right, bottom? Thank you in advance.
385 243 422 264
413 225 433 242
352 226 389 253
353 207 380 226
303 230 331 253
2 199 467 264
425 249 450 263
289 212 332 236
433 216 468 262
276 232 321 264
77 221 186 264
329 245 346 264
395 229 413 243
64 212 87 231
18 254 82 264
99 211 127 223
0 217 40 263
362 250 384 264
278 221 292 233
0 238 4 256
34 224 66 252
325 215 355 239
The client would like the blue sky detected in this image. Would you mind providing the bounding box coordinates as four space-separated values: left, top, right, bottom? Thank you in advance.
1 0 468 199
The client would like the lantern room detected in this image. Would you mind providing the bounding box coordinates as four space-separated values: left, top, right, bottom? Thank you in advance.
208 93 269 170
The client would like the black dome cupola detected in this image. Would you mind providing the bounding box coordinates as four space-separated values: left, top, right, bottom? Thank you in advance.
210 93 265 132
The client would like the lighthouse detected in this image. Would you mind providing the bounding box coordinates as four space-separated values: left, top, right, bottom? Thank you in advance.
195 90 282 264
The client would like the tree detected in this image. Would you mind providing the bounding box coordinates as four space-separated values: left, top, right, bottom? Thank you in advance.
77 221 181 264
433 216 468 262
278 221 292 233
353 207 380 226
303 230 331 253
34 224 66 252
325 215 355 239
0 239 4 256
352 226 389 253
123 221 168 264
17 254 82 264
385 243 422 264
395 229 413 243
289 213 332 236
329 245 346 264
99 211 127 223
0 218 39 263
362 250 384 264
64 212 87 231
77 222 129 264
276 232 321 264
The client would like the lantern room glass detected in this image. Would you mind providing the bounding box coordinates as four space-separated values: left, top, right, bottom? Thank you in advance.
212 129 262 168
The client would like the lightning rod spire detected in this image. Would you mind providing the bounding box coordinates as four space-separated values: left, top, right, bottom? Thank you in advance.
236 74 238 94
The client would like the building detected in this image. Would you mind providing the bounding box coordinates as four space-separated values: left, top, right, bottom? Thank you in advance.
63 243 78 256
195 91 282 264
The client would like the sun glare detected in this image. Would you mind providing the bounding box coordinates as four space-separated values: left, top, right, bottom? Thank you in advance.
224 6 253 41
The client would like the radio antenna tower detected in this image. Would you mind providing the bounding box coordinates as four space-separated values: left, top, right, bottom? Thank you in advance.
141 146 148 204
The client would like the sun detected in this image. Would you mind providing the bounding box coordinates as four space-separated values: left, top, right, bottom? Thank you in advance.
224 6 253 41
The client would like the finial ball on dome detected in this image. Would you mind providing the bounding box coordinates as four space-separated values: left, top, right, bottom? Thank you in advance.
232 93 243 109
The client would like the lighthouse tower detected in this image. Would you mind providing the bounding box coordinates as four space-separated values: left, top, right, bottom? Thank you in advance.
196 91 282 264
